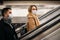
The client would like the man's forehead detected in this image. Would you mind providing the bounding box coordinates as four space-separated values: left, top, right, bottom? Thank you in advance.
8 9 11 11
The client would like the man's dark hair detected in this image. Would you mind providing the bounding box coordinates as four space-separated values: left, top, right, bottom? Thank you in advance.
1 8 11 16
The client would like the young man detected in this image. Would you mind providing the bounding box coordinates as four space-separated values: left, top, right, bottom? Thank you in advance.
0 8 19 40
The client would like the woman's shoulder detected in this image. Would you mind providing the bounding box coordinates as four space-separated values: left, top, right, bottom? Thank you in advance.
27 13 33 17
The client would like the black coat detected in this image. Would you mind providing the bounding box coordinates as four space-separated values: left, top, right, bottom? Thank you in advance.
0 18 19 40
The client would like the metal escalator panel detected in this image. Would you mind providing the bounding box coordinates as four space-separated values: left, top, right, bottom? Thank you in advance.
41 27 60 40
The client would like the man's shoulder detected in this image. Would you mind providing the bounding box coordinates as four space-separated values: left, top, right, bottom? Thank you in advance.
0 19 10 29
0 19 4 28
0 18 4 23
0 19 7 26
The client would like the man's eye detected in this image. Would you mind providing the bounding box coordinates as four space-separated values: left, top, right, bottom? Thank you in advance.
9 12 11 13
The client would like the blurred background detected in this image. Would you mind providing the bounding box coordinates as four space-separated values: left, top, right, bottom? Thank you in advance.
0 1 60 23
0 1 60 40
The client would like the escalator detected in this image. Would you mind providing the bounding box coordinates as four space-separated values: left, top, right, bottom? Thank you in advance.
18 6 60 40
20 15 60 40
16 6 60 34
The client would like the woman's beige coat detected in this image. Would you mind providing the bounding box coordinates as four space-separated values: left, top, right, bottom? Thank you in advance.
27 13 40 31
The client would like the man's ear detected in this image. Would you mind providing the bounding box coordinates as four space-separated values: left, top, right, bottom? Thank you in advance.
4 13 7 17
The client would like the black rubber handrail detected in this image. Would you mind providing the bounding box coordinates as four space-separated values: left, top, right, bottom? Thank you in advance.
19 13 60 39
16 7 60 34
27 19 60 40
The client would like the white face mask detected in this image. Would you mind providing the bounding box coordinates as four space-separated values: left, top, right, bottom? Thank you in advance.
8 14 13 19
32 10 37 14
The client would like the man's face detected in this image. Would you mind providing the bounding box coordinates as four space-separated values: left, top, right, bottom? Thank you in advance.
4 9 12 18
4 9 12 23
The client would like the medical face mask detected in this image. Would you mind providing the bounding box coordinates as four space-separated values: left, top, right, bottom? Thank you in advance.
7 14 13 23
32 10 37 14
8 14 13 19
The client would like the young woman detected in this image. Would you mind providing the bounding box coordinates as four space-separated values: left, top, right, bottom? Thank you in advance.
27 5 40 32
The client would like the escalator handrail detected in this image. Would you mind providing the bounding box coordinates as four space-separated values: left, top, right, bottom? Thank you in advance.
16 7 60 33
19 13 60 39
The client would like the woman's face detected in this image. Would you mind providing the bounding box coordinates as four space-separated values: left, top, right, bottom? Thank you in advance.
31 6 37 14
